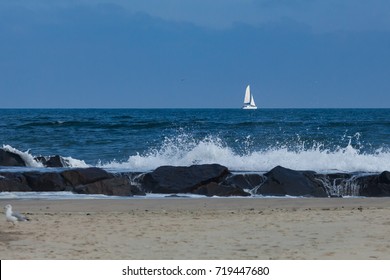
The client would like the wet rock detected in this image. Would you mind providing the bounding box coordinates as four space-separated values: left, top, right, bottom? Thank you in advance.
0 173 31 191
141 164 230 194
192 182 251 197
257 166 328 197
74 177 145 196
224 173 265 190
314 173 359 197
0 149 26 166
358 171 390 197
0 172 29 185
24 172 68 191
379 171 390 184
35 155 70 167
61 167 113 186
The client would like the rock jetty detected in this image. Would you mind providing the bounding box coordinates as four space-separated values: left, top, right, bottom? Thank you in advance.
1 148 390 197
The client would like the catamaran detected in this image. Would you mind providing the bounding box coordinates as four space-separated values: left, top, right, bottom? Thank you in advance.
242 85 257 109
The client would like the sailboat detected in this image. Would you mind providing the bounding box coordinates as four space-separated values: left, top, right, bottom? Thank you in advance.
242 85 257 109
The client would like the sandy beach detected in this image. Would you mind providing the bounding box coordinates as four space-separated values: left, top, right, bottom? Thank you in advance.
1 197 390 260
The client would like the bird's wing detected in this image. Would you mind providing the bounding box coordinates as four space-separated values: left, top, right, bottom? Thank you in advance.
12 211 29 221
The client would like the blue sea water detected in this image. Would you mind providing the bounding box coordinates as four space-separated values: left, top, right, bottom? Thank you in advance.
1 108 390 174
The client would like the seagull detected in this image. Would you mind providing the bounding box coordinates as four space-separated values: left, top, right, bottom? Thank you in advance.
4 204 29 226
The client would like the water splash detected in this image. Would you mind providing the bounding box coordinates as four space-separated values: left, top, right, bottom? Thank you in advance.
314 174 363 197
62 156 89 168
3 131 390 173
1 145 89 168
2 145 43 167
99 133 390 173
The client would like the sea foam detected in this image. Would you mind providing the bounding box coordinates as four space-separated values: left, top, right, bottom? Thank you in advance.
3 134 390 173
99 134 390 173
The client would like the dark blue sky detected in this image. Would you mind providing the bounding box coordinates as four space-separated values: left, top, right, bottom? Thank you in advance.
1 0 390 108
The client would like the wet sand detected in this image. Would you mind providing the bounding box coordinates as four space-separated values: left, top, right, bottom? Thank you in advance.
1 198 390 259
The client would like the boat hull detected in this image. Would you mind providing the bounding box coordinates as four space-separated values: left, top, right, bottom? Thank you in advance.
242 105 257 110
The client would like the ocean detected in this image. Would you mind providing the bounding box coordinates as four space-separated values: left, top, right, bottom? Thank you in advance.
1 108 390 198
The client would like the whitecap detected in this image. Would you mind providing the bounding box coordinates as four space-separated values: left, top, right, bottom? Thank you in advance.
98 134 390 173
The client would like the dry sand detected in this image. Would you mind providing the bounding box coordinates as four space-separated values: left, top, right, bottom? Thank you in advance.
1 198 390 259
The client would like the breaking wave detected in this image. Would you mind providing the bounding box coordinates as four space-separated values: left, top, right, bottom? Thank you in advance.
3 131 390 173
99 134 390 173
2 145 44 168
1 145 89 169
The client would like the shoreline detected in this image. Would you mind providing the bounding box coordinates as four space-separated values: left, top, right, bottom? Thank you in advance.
1 198 390 260
2 196 390 211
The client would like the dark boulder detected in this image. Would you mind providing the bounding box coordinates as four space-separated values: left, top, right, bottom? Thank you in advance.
379 171 390 184
0 172 29 185
0 149 26 166
73 177 145 196
192 182 251 197
24 172 68 191
257 166 328 197
35 155 70 168
141 164 230 194
61 167 114 186
358 171 390 197
0 173 31 191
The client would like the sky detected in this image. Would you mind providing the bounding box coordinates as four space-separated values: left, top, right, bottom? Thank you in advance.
1 0 390 108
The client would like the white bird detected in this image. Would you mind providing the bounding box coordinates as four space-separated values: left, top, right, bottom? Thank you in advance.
4 204 29 226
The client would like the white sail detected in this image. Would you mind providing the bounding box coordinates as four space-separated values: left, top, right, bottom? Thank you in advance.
243 85 251 104
242 84 257 109
250 95 256 107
